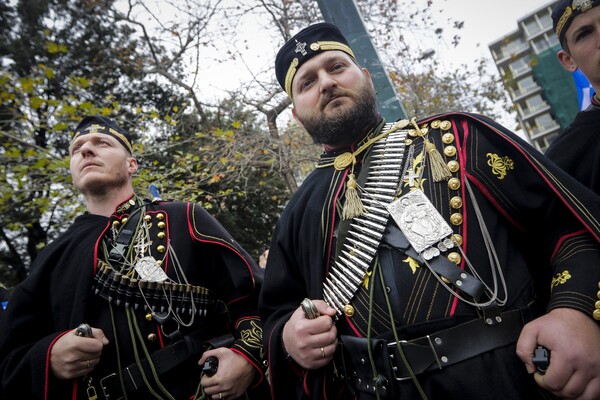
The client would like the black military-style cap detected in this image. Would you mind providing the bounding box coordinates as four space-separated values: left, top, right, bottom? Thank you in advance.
275 22 355 98
552 0 600 46
71 115 133 154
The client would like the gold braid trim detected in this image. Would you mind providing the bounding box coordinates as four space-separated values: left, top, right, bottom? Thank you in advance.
555 6 573 38
284 58 300 98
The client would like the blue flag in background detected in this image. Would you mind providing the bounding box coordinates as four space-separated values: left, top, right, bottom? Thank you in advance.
572 69 594 110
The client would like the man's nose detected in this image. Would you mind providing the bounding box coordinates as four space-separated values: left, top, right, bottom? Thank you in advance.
319 72 338 93
79 141 95 156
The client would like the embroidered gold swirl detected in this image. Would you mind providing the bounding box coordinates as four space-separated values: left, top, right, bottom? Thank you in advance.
240 320 263 349
551 270 572 288
486 153 514 180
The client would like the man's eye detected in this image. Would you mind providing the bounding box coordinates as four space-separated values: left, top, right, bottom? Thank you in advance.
575 29 591 42
301 79 314 90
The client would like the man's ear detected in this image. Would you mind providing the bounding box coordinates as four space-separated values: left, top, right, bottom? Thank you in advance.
128 157 138 174
291 108 305 128
558 49 578 72
362 67 372 79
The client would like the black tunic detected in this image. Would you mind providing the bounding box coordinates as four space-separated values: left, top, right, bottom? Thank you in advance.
0 198 266 399
545 107 600 195
259 112 600 400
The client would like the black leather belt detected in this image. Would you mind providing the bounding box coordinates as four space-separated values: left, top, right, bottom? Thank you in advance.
99 332 233 399
387 308 527 380
340 307 531 396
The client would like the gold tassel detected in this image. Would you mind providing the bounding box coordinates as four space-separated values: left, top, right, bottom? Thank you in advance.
425 138 452 182
342 173 365 220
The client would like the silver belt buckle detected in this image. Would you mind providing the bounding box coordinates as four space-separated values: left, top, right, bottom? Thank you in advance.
387 340 414 381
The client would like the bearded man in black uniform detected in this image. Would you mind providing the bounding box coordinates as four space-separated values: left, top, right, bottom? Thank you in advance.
546 0 600 194
259 23 600 400
0 116 268 400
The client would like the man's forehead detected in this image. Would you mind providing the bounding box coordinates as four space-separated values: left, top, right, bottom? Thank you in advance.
295 51 353 77
70 132 118 147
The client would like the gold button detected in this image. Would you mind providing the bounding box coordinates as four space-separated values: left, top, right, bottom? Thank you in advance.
595 300 600 309
447 160 460 173
420 127 429 135
343 305 355 317
441 276 451 284
156 213 165 221
145 313 153 321
310 42 320 51
444 146 457 157
157 232 166 239
448 178 461 191
442 133 455 144
452 234 463 246
594 309 600 321
129 199 136 205
112 220 120 227
440 120 452 131
156 260 162 266
598 282 600 289
597 290 600 299
448 252 461 264
147 333 157 342
144 215 152 222
157 221 166 229
450 213 463 226
450 196 463 209
405 138 413 146
430 120 441 129
157 245 166 253
121 217 128 224
408 129 419 137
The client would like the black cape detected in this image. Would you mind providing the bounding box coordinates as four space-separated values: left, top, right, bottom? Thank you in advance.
545 107 600 194
0 199 267 399
259 112 600 400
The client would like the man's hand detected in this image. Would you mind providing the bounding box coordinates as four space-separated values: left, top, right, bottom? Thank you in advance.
517 308 600 399
282 299 338 369
50 326 109 379
198 347 256 400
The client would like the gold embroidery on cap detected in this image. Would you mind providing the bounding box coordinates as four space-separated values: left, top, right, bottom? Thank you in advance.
556 5 574 38
312 41 355 58
284 57 300 97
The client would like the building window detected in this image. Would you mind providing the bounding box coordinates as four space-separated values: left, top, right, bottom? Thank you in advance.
534 113 557 132
538 13 552 30
548 34 560 47
533 37 550 52
516 76 537 96
510 57 530 75
524 19 541 36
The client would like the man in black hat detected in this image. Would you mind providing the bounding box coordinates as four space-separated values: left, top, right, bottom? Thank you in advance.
259 22 600 400
0 116 268 399
546 0 600 194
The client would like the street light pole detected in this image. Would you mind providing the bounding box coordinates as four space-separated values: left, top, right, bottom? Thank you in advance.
315 0 407 120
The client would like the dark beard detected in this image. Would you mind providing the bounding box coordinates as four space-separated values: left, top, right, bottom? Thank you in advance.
299 83 379 146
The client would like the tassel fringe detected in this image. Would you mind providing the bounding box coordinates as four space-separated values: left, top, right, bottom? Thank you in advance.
425 139 451 182
342 173 365 220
